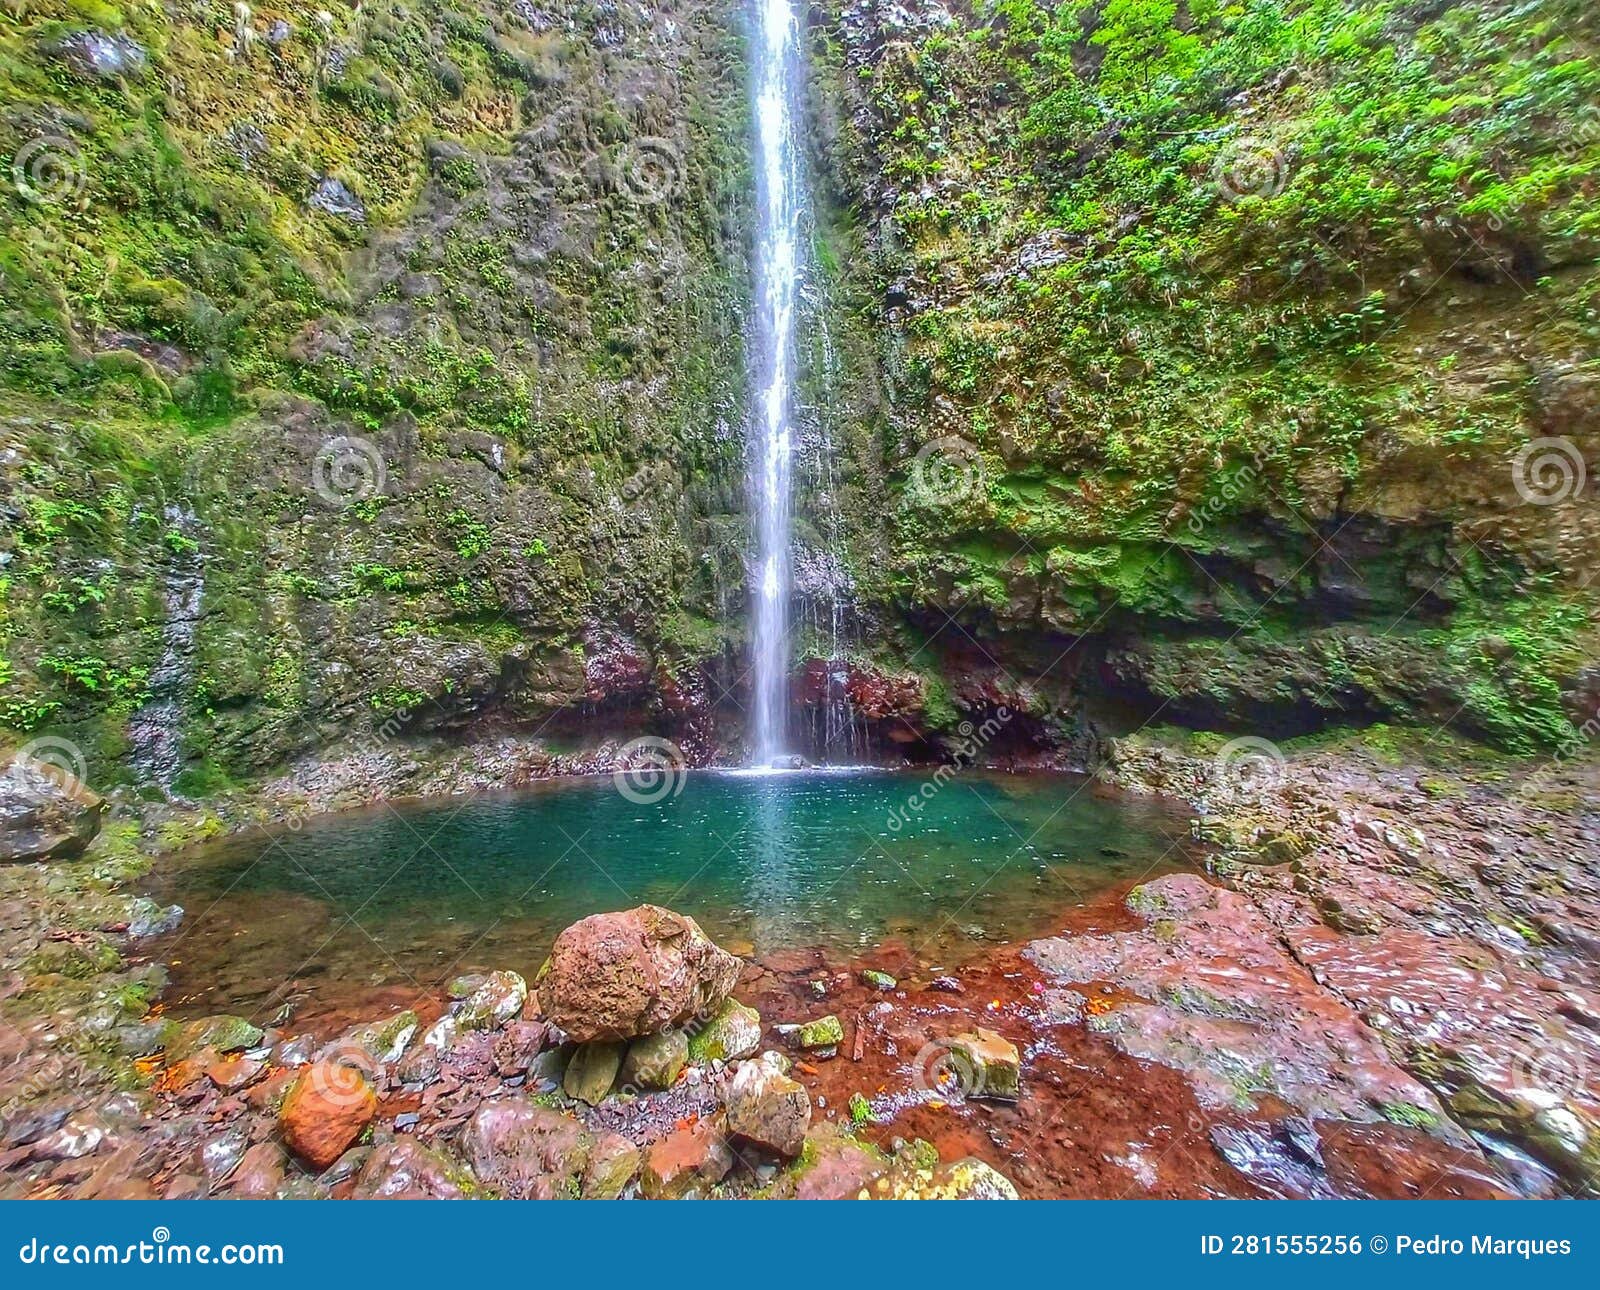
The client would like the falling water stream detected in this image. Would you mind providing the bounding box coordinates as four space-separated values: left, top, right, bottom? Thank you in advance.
748 0 804 765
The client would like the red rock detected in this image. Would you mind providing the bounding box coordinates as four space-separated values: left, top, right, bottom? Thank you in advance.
352 1140 469 1199
639 1116 733 1199
230 1142 287 1198
536 905 743 1043
277 1058 377 1171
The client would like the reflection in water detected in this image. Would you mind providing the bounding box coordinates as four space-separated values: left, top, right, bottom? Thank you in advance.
145 769 1200 1018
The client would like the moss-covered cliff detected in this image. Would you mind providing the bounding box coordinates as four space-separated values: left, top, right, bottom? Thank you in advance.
1 0 755 791
810 0 1600 754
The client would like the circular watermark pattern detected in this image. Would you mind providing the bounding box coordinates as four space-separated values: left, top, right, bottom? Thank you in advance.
12 136 87 206
911 1039 989 1102
910 436 984 507
306 1043 378 1109
1211 736 1287 796
152 1226 170 1244
1509 1037 1587 1100
1213 137 1290 202
612 735 688 805
617 137 682 205
312 435 385 507
2 736 90 804
1511 437 1585 506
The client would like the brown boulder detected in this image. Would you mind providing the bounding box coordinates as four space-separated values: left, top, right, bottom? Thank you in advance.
536 905 742 1042
277 1056 377 1171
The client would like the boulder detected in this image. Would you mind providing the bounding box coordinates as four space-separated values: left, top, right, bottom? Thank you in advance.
725 1052 811 1158
582 1132 642 1199
0 756 105 863
941 1028 1021 1101
456 970 527 1031
536 905 742 1043
688 998 762 1062
461 1099 598 1199
493 1019 548 1077
866 1157 1021 1199
230 1142 288 1199
277 1058 378 1171
563 1039 625 1105
352 1140 471 1199
768 1127 889 1199
620 1029 688 1090
640 1115 734 1199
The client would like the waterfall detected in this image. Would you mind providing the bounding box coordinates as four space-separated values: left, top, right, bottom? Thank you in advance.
127 505 204 794
748 0 804 766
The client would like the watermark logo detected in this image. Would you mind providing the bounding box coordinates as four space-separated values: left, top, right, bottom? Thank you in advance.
312 435 386 507
1213 137 1290 202
1511 436 1585 506
1509 1036 1587 1101
612 735 688 805
910 436 984 507
12 136 87 206
912 1039 988 1102
2 736 90 804
1211 736 1287 795
305 1043 378 1109
617 137 683 205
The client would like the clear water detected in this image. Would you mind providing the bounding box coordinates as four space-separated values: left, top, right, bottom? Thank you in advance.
145 770 1197 1017
747 0 804 762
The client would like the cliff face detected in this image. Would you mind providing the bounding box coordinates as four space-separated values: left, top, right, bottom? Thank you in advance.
3 0 1599 794
810 0 1600 756
1 1 756 791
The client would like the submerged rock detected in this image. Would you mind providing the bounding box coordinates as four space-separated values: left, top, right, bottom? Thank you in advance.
536 905 743 1042
338 1009 419 1063
793 1015 844 1051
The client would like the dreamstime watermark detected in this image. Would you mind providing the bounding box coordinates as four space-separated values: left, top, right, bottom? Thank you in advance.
911 1038 995 1102
1213 135 1290 202
1508 1035 1588 1102
11 135 86 205
1511 436 1586 506
312 435 386 508
17 1227 283 1267
1 736 91 805
301 1043 378 1110
1210 735 1287 796
885 708 1012 833
909 435 984 507
617 136 683 205
1187 446 1273 536
1514 701 1600 802
612 735 688 805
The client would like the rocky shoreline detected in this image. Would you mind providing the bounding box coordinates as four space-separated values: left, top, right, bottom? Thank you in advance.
1 729 1597 1198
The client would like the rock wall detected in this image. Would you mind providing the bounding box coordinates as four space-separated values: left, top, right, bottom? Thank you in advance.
803 0 1600 756
1 0 756 792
